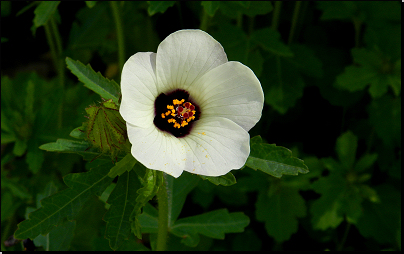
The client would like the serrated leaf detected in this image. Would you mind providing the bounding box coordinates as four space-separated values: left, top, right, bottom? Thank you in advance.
66 57 120 104
251 28 293 57
104 170 141 250
130 166 163 238
108 153 137 178
246 136 309 178
147 1 176 16
170 209 250 247
39 138 109 161
48 221 76 251
255 182 306 242
14 161 113 240
33 1 60 28
199 172 236 186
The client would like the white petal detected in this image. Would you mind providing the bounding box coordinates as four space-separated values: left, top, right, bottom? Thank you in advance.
127 123 185 177
120 52 158 128
189 61 264 131
127 117 250 178
155 29 228 93
180 116 250 176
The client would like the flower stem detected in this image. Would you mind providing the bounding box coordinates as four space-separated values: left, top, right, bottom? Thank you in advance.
110 1 125 74
156 172 169 251
271 1 282 31
288 1 301 45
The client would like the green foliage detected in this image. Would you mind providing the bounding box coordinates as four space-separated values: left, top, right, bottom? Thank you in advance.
66 57 120 104
2 1 400 251
246 136 309 178
14 160 113 240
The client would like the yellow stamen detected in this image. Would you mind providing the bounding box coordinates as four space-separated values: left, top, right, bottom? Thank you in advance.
161 113 166 118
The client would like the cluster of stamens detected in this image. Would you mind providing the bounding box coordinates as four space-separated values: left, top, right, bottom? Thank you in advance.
161 99 196 128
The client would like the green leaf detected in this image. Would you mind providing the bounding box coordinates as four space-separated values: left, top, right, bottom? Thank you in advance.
65 57 120 104
48 221 76 251
70 126 86 139
147 1 176 16
288 44 324 78
170 209 250 247
33 1 60 27
13 138 27 156
260 56 305 114
85 1 97 8
199 172 237 186
130 165 163 238
39 138 109 161
104 170 141 250
137 203 159 234
354 153 378 172
251 28 293 57
336 131 358 170
368 95 401 147
167 172 200 223
356 185 400 244
108 154 137 178
14 161 113 240
246 136 309 178
201 1 219 17
219 1 273 18
255 181 306 242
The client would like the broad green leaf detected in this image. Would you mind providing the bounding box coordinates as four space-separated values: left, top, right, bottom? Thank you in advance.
13 139 27 156
66 57 120 104
201 1 219 17
48 221 76 251
251 28 293 57
368 95 401 147
260 56 305 114
246 136 309 178
39 138 109 161
170 209 250 247
70 126 86 139
199 172 236 186
147 1 176 16
104 170 141 250
137 202 159 233
288 44 324 78
356 185 400 244
33 1 60 27
108 154 137 178
167 172 200 223
336 131 358 170
255 182 306 242
336 65 377 92
14 161 113 240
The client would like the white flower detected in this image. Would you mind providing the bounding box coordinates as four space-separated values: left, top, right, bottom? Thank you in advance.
119 29 264 178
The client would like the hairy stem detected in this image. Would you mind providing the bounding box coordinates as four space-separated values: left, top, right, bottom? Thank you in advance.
110 1 125 74
156 172 169 251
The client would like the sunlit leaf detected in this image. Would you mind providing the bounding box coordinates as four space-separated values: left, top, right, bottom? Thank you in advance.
14 161 113 240
246 136 309 178
66 57 120 104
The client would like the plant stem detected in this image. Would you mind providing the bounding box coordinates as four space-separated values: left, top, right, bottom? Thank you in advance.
271 1 282 31
288 1 302 45
337 221 351 251
352 17 362 48
110 1 125 74
156 172 169 251
200 9 210 31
